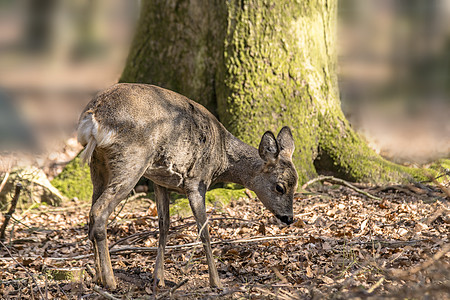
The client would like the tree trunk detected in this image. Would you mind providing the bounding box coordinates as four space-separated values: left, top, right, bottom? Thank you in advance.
120 0 427 185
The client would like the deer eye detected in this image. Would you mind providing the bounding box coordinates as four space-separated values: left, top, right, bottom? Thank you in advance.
275 184 285 194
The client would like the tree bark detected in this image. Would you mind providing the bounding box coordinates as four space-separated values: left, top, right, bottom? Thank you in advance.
120 0 427 185
120 0 226 114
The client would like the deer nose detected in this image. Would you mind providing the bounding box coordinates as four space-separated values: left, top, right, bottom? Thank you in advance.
276 215 294 225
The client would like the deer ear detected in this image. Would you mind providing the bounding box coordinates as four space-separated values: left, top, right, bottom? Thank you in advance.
277 126 295 159
259 131 280 164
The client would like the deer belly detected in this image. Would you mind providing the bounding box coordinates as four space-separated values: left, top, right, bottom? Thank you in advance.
144 163 184 189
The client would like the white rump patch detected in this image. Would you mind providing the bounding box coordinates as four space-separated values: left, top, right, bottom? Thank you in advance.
77 112 116 164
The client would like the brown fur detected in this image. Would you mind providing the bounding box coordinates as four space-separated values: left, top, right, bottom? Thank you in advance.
77 83 298 289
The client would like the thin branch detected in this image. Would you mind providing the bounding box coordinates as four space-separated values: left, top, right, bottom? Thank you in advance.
127 192 148 202
0 183 22 241
92 285 121 300
348 239 427 248
180 216 211 276
156 278 188 300
0 235 304 261
367 276 385 294
85 264 95 279
108 216 258 250
390 243 450 278
0 171 10 194
41 203 91 213
107 192 149 227
302 176 382 201
0 240 45 299
109 235 303 255
430 175 450 198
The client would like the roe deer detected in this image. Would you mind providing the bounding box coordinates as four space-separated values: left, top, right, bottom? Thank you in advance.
77 83 298 289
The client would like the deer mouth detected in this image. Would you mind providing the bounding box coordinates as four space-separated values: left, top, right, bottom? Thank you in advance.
276 215 294 225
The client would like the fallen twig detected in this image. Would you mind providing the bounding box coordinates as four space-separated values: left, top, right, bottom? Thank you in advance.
156 278 188 300
0 240 45 299
0 183 22 241
85 264 95 279
372 185 418 196
181 216 210 276
431 176 450 198
109 235 303 255
347 239 427 248
272 267 289 284
367 276 385 294
0 171 10 194
424 207 446 225
0 253 93 261
92 284 121 300
127 192 148 202
390 243 450 278
108 216 259 249
41 202 91 213
302 176 382 201
0 235 304 261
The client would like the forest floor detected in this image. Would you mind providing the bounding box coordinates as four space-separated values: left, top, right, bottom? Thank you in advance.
0 181 449 299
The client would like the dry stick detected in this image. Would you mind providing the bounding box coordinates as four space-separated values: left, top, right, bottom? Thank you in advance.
85 264 95 279
0 235 304 261
0 240 45 299
348 239 426 248
92 285 121 300
0 171 10 194
126 192 148 202
367 276 385 294
182 216 211 275
44 266 49 300
156 278 189 300
0 183 22 241
302 175 382 201
391 243 450 278
109 216 257 250
107 192 149 228
108 221 198 250
29 277 36 300
110 235 303 255
43 202 91 213
431 176 450 198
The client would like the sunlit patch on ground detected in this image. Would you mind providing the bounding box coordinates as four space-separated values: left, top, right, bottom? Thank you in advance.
1 182 448 299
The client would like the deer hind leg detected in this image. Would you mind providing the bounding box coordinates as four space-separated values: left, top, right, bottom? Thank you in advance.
89 151 109 286
88 149 148 289
152 183 170 288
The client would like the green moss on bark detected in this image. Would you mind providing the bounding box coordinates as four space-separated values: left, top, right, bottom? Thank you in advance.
217 0 337 183
51 156 92 201
430 159 450 183
119 0 432 186
315 112 430 183
169 188 254 216
120 0 226 114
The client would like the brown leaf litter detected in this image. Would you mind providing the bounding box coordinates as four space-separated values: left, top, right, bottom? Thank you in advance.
0 182 449 299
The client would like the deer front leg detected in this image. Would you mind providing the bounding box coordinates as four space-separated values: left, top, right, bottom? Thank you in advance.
186 182 222 288
153 184 170 288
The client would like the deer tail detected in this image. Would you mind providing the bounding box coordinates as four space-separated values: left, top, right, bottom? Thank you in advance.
77 111 116 165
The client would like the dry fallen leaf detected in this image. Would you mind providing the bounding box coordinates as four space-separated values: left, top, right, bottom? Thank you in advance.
293 219 306 228
306 265 314 278
360 219 369 232
0 180 448 299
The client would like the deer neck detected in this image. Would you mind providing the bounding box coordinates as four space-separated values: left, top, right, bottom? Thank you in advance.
218 133 263 188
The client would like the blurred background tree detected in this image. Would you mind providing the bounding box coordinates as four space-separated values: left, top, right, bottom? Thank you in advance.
0 0 449 192
120 0 448 184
